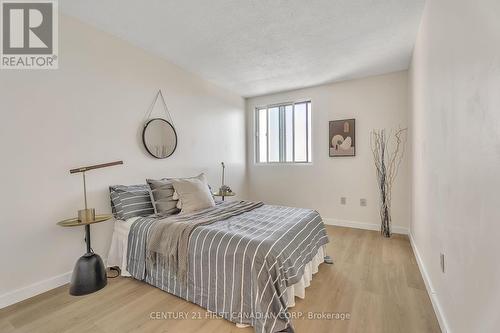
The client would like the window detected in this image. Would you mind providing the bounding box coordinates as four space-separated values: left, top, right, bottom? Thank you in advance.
255 101 312 163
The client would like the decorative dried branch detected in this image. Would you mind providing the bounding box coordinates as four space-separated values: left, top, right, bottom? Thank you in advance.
370 127 407 237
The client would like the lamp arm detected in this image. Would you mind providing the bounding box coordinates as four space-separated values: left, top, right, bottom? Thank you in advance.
70 160 123 174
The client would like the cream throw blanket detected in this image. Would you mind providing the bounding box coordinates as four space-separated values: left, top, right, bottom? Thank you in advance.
146 200 264 283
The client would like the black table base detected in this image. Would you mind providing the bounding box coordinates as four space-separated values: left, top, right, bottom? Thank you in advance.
70 252 107 296
69 224 107 296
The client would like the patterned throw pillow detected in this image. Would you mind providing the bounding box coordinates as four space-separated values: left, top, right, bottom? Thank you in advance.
109 184 155 220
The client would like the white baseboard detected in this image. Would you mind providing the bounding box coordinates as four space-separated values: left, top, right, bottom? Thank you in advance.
322 217 409 235
0 270 72 309
0 255 111 310
409 233 450 333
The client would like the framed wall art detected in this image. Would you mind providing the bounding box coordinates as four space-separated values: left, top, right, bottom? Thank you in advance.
329 119 355 157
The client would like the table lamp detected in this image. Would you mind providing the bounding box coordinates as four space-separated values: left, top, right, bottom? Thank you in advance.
214 162 235 201
57 160 123 296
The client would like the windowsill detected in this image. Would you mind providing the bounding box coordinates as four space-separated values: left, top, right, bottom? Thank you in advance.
253 162 313 167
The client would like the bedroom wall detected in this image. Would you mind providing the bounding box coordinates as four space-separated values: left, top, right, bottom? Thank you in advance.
246 71 410 232
0 15 246 307
409 0 500 332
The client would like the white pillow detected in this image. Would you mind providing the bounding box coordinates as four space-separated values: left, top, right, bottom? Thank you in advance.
172 174 213 210
172 178 215 214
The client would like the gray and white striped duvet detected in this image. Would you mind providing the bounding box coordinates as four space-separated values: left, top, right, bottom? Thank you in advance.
127 204 329 333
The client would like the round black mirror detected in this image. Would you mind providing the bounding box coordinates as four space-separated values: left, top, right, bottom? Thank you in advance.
142 118 177 159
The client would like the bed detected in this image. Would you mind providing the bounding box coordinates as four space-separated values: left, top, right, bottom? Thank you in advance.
107 201 329 333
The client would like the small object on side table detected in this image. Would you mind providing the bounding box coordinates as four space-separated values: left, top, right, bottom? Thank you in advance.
213 188 236 201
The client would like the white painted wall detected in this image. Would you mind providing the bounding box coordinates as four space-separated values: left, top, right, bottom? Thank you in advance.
409 0 500 332
246 72 410 232
0 15 246 306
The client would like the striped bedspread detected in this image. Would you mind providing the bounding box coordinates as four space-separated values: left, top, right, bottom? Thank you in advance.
127 203 329 333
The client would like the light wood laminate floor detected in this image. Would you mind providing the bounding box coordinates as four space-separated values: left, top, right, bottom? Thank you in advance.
0 226 441 333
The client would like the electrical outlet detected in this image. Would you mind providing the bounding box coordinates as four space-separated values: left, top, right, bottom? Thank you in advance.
360 198 367 207
440 253 445 273
340 197 346 205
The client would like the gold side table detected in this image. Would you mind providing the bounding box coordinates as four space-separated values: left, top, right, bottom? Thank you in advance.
213 191 236 201
57 214 113 295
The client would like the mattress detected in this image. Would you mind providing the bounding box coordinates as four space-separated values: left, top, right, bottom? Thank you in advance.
107 216 140 277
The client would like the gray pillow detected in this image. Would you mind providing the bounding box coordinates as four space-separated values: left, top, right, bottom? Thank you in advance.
109 184 155 220
172 178 215 214
147 173 212 215
146 178 180 216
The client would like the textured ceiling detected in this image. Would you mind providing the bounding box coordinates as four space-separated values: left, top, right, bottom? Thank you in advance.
61 0 425 97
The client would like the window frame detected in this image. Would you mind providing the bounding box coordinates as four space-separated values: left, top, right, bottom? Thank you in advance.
254 100 312 165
